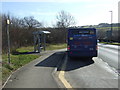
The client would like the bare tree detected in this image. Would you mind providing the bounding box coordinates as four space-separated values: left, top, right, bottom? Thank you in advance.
22 16 42 30
56 10 76 28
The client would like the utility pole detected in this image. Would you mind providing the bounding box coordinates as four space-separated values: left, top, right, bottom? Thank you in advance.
7 19 10 64
109 11 113 43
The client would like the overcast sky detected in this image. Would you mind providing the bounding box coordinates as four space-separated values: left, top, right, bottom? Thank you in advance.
1 0 119 27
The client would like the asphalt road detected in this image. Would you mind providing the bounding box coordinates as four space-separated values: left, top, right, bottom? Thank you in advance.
3 49 66 88
98 44 120 71
64 56 118 88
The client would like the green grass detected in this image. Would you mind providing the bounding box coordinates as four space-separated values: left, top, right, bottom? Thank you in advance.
96 27 120 30
16 46 34 52
0 67 2 81
2 47 40 84
99 42 120 45
2 43 66 84
16 43 67 51
46 43 67 50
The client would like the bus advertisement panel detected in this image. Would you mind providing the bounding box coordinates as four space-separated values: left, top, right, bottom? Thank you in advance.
67 28 97 58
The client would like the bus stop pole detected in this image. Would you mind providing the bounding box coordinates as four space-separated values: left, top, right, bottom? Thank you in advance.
43 34 46 51
38 34 41 52
33 35 36 52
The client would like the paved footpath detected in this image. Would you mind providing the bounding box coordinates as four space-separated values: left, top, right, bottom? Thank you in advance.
3 49 66 88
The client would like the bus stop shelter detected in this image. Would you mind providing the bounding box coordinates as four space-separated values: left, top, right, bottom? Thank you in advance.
33 30 50 53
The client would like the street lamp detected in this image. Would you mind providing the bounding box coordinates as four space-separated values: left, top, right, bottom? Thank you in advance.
6 19 11 64
109 11 113 43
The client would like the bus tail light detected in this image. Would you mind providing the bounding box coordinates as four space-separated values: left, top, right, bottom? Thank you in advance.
70 51 72 54
67 46 70 50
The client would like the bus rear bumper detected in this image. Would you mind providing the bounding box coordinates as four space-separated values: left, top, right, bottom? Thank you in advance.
68 51 97 57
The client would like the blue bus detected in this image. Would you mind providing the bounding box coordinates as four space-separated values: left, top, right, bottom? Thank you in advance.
67 28 97 58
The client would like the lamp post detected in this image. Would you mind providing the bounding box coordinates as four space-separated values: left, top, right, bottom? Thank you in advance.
109 11 113 43
7 19 11 64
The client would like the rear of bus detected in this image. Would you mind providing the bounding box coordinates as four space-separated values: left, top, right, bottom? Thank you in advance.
67 28 97 58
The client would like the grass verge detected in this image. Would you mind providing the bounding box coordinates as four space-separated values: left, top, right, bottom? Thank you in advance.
99 42 120 46
2 47 40 85
46 43 67 50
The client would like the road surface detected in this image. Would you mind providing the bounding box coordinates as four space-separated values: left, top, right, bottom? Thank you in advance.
98 44 120 71
64 56 118 88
